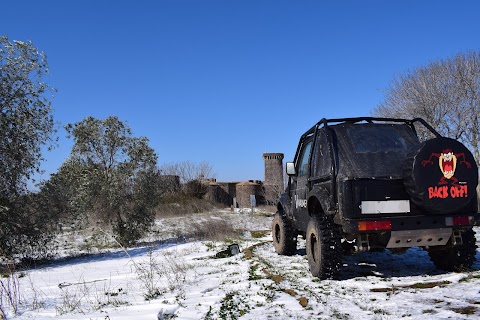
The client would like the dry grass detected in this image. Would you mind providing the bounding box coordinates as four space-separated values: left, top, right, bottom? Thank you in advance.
451 305 478 315
297 297 308 307
186 218 241 241
370 280 451 293
155 196 217 217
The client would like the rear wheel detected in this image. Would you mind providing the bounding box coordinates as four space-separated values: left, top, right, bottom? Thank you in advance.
272 211 297 255
427 228 477 271
306 215 342 279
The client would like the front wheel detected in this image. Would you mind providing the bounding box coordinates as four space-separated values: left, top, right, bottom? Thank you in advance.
306 215 342 279
272 212 297 255
427 228 477 271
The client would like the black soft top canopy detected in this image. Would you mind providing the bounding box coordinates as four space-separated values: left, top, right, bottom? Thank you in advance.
295 117 442 180
332 123 420 179
300 117 441 140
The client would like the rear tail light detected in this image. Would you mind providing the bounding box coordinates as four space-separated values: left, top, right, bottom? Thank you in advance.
358 220 392 231
445 216 473 226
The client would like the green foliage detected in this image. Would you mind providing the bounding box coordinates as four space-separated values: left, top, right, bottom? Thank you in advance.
0 36 56 259
35 158 85 227
0 36 56 198
218 291 251 319
64 116 160 246
0 193 59 260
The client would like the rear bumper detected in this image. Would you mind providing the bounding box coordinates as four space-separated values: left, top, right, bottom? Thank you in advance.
340 213 480 233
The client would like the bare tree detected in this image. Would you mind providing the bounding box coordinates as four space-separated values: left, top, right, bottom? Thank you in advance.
263 182 283 206
159 161 215 184
373 51 480 165
373 51 480 207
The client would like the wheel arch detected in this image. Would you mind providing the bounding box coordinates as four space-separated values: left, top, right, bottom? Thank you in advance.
277 192 295 219
308 196 325 217
277 202 285 215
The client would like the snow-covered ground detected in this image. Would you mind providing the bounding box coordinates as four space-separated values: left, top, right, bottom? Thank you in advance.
3 210 480 319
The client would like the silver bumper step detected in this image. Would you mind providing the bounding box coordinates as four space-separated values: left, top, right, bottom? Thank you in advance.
386 228 452 248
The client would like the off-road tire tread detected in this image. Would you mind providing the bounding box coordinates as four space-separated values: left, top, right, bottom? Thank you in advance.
272 212 297 255
428 228 477 272
306 215 342 279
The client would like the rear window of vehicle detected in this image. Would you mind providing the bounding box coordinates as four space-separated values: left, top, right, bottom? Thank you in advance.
347 125 417 153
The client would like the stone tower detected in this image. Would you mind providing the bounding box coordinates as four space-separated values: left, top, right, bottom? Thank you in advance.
263 153 284 204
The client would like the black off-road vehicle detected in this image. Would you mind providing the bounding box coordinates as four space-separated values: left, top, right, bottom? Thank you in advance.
272 117 479 279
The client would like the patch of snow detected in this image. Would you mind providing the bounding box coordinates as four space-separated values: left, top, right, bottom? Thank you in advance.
4 213 480 319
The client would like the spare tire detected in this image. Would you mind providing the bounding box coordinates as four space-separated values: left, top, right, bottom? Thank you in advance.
403 137 478 214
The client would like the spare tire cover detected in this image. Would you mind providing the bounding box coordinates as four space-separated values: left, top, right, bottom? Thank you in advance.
403 137 478 214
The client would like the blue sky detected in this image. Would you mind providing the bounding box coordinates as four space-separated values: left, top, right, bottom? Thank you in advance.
2 1 480 182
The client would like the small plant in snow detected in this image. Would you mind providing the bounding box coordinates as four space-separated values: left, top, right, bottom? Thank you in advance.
56 284 85 315
0 263 23 316
161 251 191 293
134 249 165 301
218 291 251 320
133 247 194 301
56 276 127 315
24 273 46 312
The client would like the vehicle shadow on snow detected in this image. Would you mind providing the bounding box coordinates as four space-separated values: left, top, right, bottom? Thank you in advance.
24 237 187 271
340 248 442 279
341 247 480 279
294 246 480 280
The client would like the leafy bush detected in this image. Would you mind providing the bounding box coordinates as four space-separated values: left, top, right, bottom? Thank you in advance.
61 116 161 246
0 194 58 261
0 37 57 261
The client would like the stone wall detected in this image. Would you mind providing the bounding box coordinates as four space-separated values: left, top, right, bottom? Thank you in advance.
203 152 285 208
